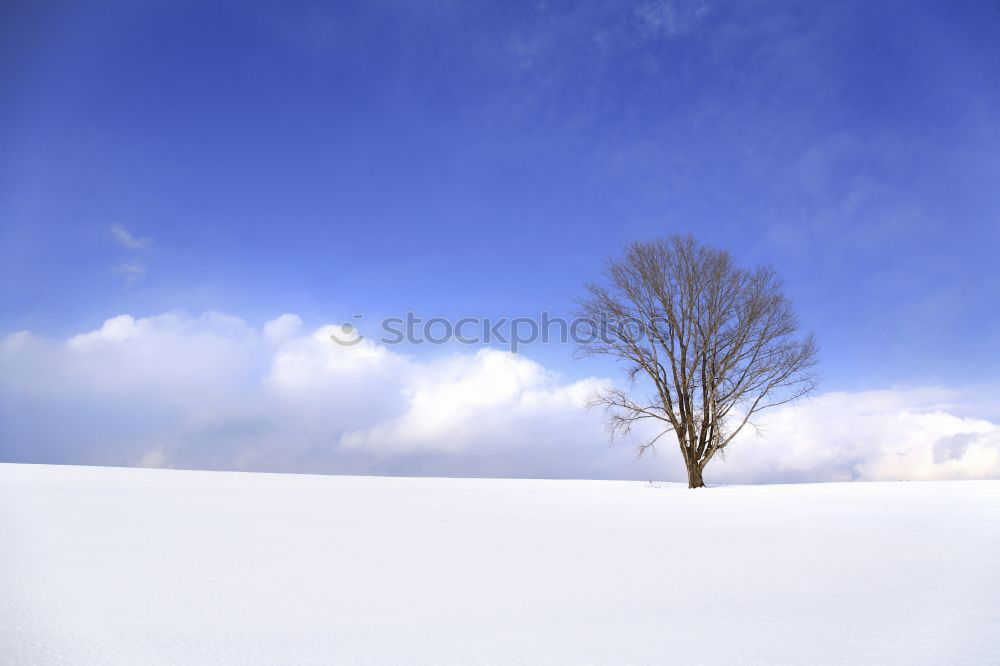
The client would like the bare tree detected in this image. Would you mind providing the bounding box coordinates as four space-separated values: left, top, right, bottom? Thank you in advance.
577 235 818 488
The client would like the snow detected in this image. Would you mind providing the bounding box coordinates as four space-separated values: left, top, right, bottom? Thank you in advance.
1 463 998 665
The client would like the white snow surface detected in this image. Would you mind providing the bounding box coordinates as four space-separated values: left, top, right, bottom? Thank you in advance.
1 463 998 665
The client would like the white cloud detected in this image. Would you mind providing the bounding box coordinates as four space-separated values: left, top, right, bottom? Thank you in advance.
262 313 303 343
340 349 607 454
109 224 152 250
715 389 1000 483
68 314 142 349
1 311 998 483
111 261 147 285
634 0 710 39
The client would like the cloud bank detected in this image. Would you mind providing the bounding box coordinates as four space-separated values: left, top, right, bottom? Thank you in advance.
1 312 998 483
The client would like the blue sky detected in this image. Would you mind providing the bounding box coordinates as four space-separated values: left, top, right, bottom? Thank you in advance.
2 1 999 480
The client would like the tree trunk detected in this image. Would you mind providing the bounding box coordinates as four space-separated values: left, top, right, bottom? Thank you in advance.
686 464 705 489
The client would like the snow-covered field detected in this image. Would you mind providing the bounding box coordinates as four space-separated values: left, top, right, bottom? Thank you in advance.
1 463 998 664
